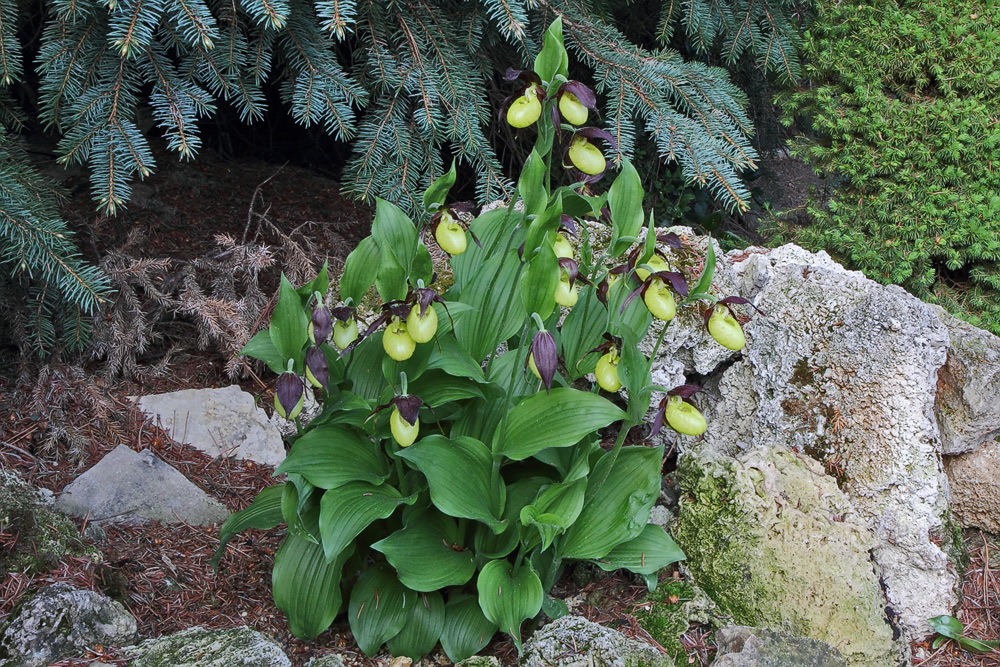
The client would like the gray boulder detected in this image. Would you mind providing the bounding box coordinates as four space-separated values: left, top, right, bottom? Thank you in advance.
0 470 90 577
944 440 1000 533
714 626 845 666
520 615 673 667
56 445 229 525
698 243 958 638
125 626 290 667
932 305 1000 455
137 385 285 466
307 655 347 667
0 583 137 667
671 447 902 666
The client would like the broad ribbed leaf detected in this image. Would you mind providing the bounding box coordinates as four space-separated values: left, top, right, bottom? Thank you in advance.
608 160 644 256
372 509 475 591
396 435 505 531
372 198 418 272
282 475 321 544
407 370 484 407
423 159 456 211
340 236 380 305
560 446 662 559
477 560 543 652
270 274 308 365
518 149 547 218
440 594 497 663
277 426 389 489
318 482 416 561
239 330 285 375
427 334 487 382
348 563 414 656
475 476 548 559
212 484 283 568
387 591 446 660
520 478 586 550
454 249 525 361
560 285 608 379
272 534 353 640
593 523 685 574
520 243 559 320
500 388 626 460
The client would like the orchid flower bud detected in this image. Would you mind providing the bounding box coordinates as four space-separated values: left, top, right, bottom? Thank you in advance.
595 347 622 392
529 329 558 392
309 305 333 344
274 372 304 420
304 346 329 392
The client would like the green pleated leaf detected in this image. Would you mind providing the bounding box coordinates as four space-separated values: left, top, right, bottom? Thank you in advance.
411 242 434 286
319 482 416 561
340 236 381 305
371 509 475 592
520 243 560 321
396 435 505 531
560 446 662 560
689 236 716 297
454 249 525 361
593 523 685 575
534 16 568 83
608 160 644 257
276 426 389 489
407 370 485 407
500 388 626 460
477 560 543 652
270 274 308 365
239 330 285 375
518 149 547 218
382 339 433 386
386 591 446 660
212 484 283 568
519 478 586 551
423 159 457 212
560 285 609 379
372 198 418 273
348 563 414 656
376 247 409 302
440 593 497 663
928 615 965 641
282 475 321 544
427 334 487 382
295 261 329 299
344 333 388 402
475 476 548 559
272 534 353 640
606 276 653 341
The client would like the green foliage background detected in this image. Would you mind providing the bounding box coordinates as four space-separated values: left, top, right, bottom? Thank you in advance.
776 0 1000 333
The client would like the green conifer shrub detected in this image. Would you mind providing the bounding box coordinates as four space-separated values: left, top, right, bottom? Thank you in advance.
776 0 1000 333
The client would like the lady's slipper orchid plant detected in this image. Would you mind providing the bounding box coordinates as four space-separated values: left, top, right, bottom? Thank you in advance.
501 69 545 128
555 81 598 126
565 127 617 177
703 296 765 351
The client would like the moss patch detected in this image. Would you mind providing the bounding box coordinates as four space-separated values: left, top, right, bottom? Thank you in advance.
0 470 92 577
635 579 721 663
666 449 903 666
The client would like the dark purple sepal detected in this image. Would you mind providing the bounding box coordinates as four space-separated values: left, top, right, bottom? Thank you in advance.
719 295 766 316
558 258 592 287
331 306 355 323
559 215 578 237
559 81 598 112
657 232 683 249
651 270 690 297
392 394 423 425
576 127 618 151
530 330 558 393
668 384 704 399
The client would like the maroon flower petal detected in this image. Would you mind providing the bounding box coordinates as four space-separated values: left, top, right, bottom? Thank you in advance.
393 394 423 425
576 127 618 151
652 270 690 297
560 81 598 111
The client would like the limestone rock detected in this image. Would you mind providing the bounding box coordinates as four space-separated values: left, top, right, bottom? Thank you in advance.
137 385 285 466
932 305 1000 455
944 440 1000 533
699 243 958 638
672 447 903 666
308 655 347 667
126 626 291 667
459 657 501 667
0 470 91 577
0 583 137 667
714 626 846 667
56 445 229 525
520 615 673 667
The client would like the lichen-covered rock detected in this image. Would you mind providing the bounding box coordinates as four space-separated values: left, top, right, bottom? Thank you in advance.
931 305 1000 455
672 447 903 666
0 470 91 577
458 657 502 667
0 583 137 667
944 440 1000 533
714 626 845 667
700 243 958 638
521 615 673 667
126 626 290 667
